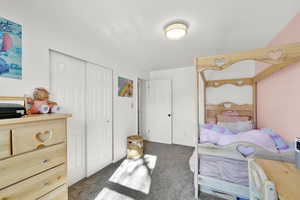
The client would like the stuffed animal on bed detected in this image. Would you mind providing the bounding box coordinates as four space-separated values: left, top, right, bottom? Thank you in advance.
26 88 60 114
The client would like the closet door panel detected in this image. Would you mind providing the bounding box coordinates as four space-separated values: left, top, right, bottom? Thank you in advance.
104 68 113 164
50 51 86 185
103 67 113 168
86 63 113 177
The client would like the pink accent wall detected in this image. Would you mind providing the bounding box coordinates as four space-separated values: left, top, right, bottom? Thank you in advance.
257 13 300 142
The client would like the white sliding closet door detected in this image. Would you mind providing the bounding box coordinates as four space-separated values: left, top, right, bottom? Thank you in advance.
86 63 113 177
50 51 86 185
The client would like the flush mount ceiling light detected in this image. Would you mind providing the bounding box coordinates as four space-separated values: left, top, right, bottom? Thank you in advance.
164 22 188 40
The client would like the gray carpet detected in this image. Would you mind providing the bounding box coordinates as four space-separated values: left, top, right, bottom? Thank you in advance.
69 141 223 200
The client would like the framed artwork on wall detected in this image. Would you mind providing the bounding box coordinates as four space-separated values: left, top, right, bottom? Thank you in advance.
0 17 22 79
118 76 133 97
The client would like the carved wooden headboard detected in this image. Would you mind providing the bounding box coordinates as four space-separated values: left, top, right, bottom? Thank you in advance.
206 102 253 124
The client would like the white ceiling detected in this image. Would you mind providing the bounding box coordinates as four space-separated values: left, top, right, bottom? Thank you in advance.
28 0 300 72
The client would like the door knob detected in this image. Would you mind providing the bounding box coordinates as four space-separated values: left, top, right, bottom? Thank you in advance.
168 114 171 117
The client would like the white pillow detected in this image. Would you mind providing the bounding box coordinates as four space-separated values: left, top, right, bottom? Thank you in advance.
217 121 253 133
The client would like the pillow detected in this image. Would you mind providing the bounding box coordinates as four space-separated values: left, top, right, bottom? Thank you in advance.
199 127 221 144
222 111 239 116
217 130 278 154
201 124 235 135
260 128 290 152
218 121 253 133
206 117 217 124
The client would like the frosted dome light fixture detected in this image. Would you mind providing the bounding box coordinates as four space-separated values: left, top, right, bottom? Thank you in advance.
165 22 188 40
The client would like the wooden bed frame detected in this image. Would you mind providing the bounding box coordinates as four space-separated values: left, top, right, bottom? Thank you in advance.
194 42 300 199
206 102 253 124
248 159 277 200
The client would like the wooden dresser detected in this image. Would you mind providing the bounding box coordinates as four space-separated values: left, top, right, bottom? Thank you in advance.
0 114 71 200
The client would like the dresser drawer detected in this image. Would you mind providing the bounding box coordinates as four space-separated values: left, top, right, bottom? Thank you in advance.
0 129 11 160
0 143 66 189
0 164 66 200
38 184 68 200
12 119 66 155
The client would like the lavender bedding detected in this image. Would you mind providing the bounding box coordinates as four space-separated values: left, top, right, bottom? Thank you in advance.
189 151 249 186
199 154 249 186
191 124 291 186
199 125 291 154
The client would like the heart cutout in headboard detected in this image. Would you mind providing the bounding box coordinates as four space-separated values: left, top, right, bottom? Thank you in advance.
237 80 244 85
214 82 219 86
268 49 283 60
215 58 226 67
223 103 232 108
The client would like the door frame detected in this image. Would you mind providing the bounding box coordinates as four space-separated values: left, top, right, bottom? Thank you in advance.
137 78 145 136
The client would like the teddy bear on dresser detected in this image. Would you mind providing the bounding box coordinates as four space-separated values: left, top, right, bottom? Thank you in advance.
27 88 60 114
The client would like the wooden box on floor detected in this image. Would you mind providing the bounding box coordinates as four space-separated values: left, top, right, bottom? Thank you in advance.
0 113 71 200
127 136 144 159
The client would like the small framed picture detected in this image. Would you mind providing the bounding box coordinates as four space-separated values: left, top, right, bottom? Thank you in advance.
118 77 133 97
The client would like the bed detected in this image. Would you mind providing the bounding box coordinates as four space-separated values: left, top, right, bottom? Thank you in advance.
191 102 293 199
193 43 300 200
191 123 293 199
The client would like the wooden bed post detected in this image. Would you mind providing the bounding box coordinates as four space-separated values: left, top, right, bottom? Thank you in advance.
252 82 258 129
194 60 199 200
200 71 207 124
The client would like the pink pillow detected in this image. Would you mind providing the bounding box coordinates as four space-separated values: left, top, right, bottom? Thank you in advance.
222 111 239 116
217 130 278 153
206 117 217 124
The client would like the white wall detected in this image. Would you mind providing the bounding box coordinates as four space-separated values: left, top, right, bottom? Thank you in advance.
150 67 196 147
146 61 256 147
113 72 138 162
207 85 253 105
205 60 256 105
0 1 140 163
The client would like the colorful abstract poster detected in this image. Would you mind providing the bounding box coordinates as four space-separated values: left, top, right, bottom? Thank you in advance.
0 17 22 79
118 77 133 97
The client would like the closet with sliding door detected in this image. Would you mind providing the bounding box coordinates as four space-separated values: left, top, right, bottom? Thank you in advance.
50 50 113 185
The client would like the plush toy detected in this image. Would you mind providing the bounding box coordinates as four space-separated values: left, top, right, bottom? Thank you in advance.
27 88 60 114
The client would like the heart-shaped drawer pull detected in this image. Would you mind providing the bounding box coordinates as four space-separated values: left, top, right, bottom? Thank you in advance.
36 130 53 143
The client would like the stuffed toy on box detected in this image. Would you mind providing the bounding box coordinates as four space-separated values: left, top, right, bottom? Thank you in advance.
27 88 60 114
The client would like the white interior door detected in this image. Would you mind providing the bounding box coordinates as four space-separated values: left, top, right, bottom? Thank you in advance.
50 51 86 185
148 80 172 144
86 63 113 177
